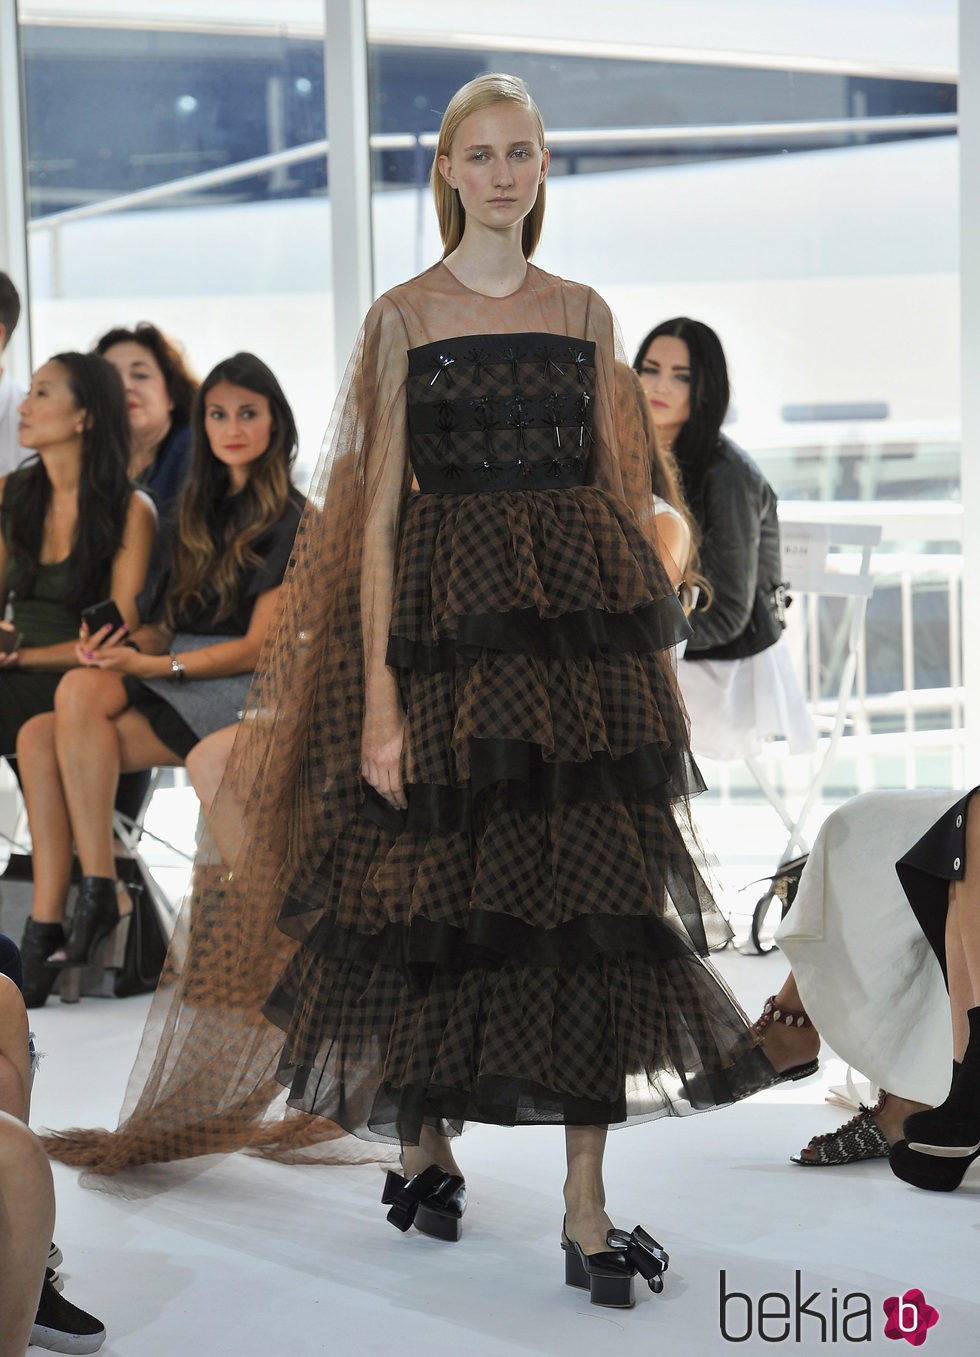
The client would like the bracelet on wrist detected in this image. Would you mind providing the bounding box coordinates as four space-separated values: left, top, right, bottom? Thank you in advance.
169 652 186 684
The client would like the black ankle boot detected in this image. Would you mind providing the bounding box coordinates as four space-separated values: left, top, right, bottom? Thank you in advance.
904 1009 980 1155
60 877 121 967
19 919 67 1009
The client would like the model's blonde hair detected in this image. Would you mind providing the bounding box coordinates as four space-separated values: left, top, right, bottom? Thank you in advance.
431 73 547 259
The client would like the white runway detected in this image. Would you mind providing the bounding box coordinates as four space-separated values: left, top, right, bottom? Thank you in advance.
27 942 978 1357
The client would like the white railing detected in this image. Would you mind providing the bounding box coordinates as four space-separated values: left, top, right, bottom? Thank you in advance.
755 502 965 798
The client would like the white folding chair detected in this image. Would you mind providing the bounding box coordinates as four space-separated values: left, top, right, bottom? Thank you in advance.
746 518 881 951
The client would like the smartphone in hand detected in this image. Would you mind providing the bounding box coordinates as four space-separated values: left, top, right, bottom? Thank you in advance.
80 598 126 635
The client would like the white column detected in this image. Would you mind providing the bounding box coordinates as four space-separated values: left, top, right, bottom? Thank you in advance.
323 0 374 385
961 0 980 783
0 0 31 376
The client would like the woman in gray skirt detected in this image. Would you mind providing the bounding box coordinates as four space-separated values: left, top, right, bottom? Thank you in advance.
15 352 304 1005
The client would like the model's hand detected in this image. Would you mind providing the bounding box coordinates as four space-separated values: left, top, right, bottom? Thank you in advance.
361 709 407 810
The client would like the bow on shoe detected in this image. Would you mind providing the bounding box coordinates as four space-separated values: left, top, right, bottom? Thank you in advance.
382 1164 465 1232
607 1227 670 1293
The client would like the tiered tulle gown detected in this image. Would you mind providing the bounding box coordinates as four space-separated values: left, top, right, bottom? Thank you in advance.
264 263 772 1145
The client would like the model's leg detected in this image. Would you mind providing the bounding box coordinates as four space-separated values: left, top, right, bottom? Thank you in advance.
401 1125 463 1180
0 1111 55 1357
17 715 73 927
753 971 821 1077
563 1124 614 1254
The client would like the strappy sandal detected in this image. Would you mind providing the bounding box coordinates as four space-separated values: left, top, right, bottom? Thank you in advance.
791 1092 891 1165
753 994 819 1083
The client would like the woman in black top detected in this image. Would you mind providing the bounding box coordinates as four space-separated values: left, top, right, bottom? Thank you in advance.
16 353 304 1006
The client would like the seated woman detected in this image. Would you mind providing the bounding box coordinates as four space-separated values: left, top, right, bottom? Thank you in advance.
93 323 198 524
0 351 155 741
16 353 305 1007
632 318 814 760
767 788 977 1182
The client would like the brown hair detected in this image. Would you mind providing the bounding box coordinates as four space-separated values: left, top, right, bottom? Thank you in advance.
165 352 298 628
431 73 547 260
94 322 199 426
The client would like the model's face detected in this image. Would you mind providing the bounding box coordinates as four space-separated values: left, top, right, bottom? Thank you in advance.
438 101 549 235
102 340 173 439
637 335 691 430
204 380 273 489
17 360 86 450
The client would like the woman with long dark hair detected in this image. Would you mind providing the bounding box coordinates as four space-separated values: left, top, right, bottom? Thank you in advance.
633 317 814 760
15 352 304 1007
0 351 155 749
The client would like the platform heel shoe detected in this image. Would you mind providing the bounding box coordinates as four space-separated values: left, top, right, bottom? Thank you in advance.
904 1008 980 1159
19 920 68 1009
55 877 131 1003
381 1164 467 1241
561 1220 669 1309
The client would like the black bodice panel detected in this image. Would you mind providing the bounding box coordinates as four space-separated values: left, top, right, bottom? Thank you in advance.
406 332 596 493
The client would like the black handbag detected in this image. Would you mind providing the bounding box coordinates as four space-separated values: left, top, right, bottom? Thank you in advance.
112 861 169 998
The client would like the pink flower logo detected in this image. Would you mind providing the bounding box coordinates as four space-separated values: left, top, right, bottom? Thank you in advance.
883 1289 939 1345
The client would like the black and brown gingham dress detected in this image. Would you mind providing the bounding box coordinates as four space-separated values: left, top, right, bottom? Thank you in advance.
265 296 773 1145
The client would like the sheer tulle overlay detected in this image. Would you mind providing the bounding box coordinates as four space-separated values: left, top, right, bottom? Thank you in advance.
44 265 772 1179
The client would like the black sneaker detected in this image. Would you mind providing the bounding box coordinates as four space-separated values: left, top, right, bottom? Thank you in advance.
45 1265 64 1293
31 1277 106 1354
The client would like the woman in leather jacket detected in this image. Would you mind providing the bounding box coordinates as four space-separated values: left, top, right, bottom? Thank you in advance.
633 317 812 760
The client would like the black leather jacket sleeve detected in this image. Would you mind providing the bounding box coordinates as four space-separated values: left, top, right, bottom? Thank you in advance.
686 438 781 657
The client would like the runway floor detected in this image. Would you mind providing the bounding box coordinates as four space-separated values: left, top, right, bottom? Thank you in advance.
15 787 980 1356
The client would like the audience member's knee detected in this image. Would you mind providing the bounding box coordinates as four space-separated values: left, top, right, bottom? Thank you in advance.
0 1110 55 1220
53 666 120 722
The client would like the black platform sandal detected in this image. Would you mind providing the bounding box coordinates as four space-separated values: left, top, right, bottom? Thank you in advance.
561 1220 669 1308
889 1138 980 1192
382 1164 466 1241
19 920 67 1009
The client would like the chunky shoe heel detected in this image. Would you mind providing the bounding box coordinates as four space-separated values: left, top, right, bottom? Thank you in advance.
103 912 131 972
58 967 82 1004
59 876 122 968
563 1246 589 1290
589 1270 635 1309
